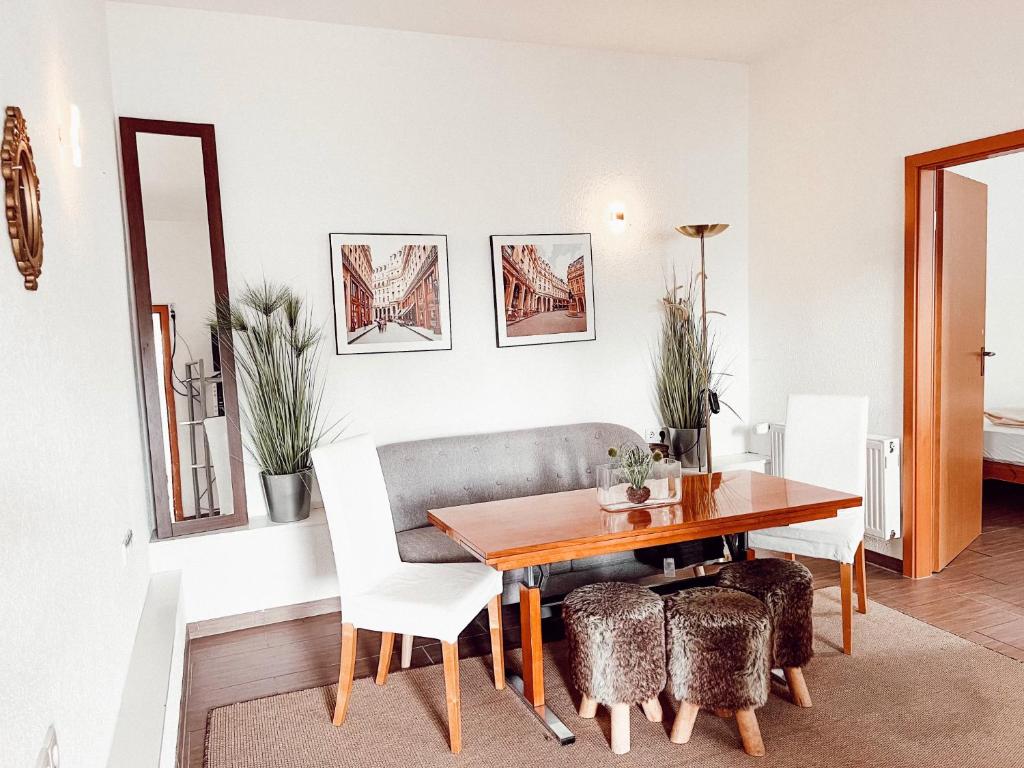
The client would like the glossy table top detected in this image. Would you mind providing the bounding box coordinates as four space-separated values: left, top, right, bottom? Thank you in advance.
428 470 862 570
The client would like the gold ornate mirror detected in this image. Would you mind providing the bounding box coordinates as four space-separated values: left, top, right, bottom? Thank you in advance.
2 106 44 290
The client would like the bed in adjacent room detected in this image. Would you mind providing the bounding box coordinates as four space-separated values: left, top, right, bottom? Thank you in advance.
984 410 1024 484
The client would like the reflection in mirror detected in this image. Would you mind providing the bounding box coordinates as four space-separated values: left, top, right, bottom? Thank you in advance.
137 134 232 520
121 118 246 538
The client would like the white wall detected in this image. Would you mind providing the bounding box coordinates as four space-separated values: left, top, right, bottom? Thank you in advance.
748 0 1024 555
0 1 153 766
950 154 1024 411
105 2 751 518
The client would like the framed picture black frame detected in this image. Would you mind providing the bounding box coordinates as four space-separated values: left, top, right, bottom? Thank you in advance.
489 232 596 348
328 232 453 355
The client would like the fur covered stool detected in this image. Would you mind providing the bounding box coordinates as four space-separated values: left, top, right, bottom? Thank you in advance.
716 557 815 707
665 587 771 757
562 582 666 754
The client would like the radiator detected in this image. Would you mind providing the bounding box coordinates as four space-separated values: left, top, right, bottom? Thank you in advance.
764 424 902 540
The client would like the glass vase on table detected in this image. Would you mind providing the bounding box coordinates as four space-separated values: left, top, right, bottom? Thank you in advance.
596 458 682 512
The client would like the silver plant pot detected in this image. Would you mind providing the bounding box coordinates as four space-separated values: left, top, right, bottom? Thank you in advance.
261 468 313 523
662 427 708 470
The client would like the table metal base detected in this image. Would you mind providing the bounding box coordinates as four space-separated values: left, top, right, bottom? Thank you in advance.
507 674 575 745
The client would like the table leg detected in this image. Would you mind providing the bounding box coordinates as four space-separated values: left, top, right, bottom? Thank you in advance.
519 583 544 706
506 568 575 745
726 531 749 562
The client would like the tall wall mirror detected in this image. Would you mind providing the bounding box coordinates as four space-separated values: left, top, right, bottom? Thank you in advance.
120 119 247 538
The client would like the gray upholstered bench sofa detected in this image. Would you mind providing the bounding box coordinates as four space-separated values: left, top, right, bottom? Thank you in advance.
377 422 673 604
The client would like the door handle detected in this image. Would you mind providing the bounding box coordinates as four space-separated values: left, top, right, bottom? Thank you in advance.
981 347 996 376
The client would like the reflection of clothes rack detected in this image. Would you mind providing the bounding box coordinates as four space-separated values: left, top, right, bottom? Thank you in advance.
181 359 220 517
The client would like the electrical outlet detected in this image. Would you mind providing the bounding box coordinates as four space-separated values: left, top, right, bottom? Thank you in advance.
35 725 59 768
644 427 664 444
120 528 134 566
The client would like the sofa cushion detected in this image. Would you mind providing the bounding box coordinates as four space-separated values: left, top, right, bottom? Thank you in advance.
570 551 638 571
397 525 571 574
396 526 476 564
378 422 643 533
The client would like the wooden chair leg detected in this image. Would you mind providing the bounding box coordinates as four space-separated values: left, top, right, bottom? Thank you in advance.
579 694 598 718
486 594 505 690
610 702 630 754
840 561 854 655
441 640 462 754
854 541 868 614
746 548 757 561
400 634 413 669
375 632 394 685
670 700 700 744
783 667 812 707
735 708 765 756
640 697 663 722
333 623 357 726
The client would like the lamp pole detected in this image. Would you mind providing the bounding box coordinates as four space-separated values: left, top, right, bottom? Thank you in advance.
699 230 712 475
675 223 729 476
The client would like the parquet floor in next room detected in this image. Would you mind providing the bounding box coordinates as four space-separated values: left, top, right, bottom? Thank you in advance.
182 481 1024 767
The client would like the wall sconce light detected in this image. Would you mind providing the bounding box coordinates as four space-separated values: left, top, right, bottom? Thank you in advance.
608 202 626 232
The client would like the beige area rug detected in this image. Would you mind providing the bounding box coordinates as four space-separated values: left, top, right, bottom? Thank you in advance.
206 588 1024 767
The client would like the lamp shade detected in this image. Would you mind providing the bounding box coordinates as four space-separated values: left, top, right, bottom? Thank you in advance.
675 224 729 239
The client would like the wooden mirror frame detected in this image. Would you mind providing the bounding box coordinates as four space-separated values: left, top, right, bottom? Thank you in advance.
120 117 248 538
2 106 44 290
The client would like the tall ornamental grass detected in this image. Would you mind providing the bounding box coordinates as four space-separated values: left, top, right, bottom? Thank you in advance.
214 281 340 475
654 271 729 429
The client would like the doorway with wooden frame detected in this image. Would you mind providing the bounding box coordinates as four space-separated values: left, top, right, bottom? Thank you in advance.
904 128 1024 578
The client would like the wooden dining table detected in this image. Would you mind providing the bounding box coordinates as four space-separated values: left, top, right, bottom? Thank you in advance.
428 469 863 744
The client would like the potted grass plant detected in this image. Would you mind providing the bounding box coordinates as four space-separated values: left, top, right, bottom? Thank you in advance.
653 271 732 468
215 281 340 523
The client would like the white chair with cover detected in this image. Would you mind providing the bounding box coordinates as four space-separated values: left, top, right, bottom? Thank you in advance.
312 434 505 753
747 394 869 655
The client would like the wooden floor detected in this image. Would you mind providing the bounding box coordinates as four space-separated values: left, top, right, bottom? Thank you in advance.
182 481 1024 767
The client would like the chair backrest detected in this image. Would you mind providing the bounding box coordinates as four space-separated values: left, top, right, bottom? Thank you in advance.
312 434 402 600
784 394 869 500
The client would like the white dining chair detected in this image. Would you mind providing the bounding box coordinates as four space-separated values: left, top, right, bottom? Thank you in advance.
747 394 869 655
312 434 505 753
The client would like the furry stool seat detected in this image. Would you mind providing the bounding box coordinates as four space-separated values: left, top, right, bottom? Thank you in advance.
665 587 771 757
716 557 815 707
562 582 666 754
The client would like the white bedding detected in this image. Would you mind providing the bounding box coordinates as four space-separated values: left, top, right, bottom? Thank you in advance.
984 421 1024 465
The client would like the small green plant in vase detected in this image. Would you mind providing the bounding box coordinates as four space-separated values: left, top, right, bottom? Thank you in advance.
608 442 664 505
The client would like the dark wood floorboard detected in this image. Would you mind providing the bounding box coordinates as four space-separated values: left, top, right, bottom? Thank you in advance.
183 480 1024 767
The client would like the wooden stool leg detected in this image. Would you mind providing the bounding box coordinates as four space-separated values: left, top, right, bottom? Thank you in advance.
486 594 505 690
400 634 413 669
784 667 812 707
333 623 357 726
854 541 868 614
746 548 757 561
840 561 854 655
441 640 462 754
670 700 700 744
640 697 663 722
375 632 395 685
610 702 630 754
736 709 765 756
579 694 598 718
692 564 706 577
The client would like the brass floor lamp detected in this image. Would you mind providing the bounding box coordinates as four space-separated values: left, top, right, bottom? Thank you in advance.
675 223 729 475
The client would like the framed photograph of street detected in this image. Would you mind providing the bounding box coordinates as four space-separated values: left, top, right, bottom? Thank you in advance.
490 233 596 348
329 233 452 355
